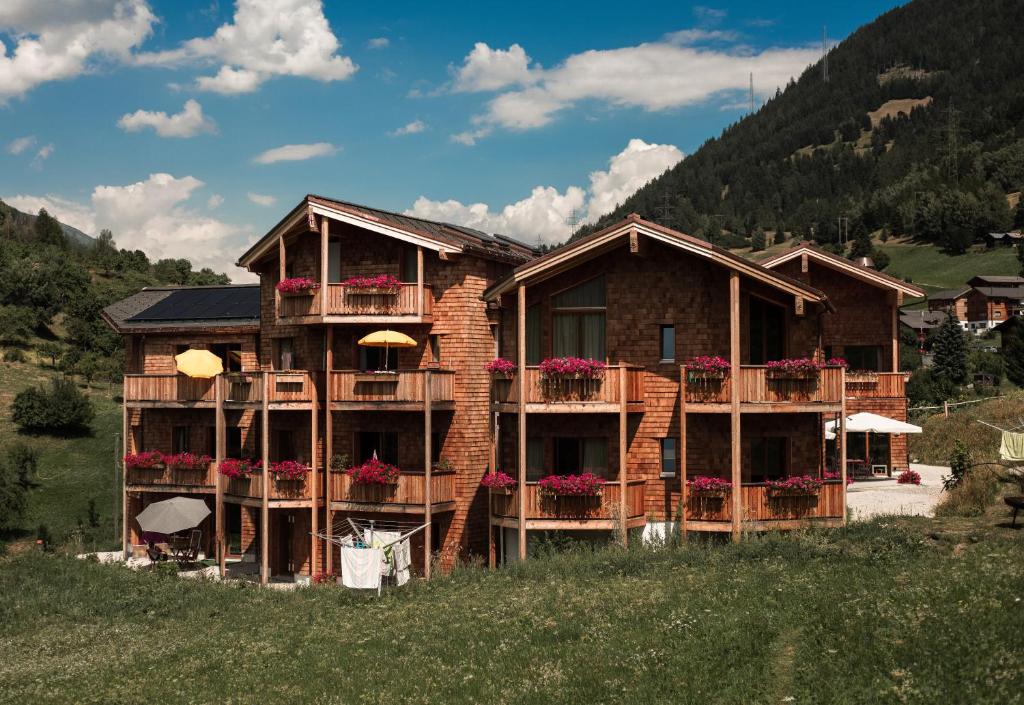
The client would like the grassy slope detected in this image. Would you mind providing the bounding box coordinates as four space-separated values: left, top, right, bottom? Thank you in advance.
909 391 1024 465
0 360 121 548
0 517 1022 704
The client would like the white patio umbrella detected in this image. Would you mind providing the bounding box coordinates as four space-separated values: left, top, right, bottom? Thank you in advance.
825 412 922 440
136 497 211 535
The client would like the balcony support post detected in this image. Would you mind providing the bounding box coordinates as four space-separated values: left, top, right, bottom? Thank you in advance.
325 326 334 574
276 235 285 320
618 367 628 544
417 246 424 319
310 390 319 576
215 375 226 578
260 373 270 585
423 369 433 579
517 284 527 561
890 291 900 372
320 216 329 318
840 371 848 525
679 365 687 540
121 400 129 556
489 411 498 569
729 271 742 542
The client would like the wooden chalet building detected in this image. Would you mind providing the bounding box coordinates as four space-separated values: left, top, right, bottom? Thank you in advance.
106 199 914 581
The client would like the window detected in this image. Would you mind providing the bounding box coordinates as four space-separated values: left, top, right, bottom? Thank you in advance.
660 438 677 477
553 437 609 477
750 437 787 483
274 430 297 462
175 344 190 356
748 297 785 365
357 431 399 466
225 503 242 555
205 427 217 457
525 304 541 365
226 427 242 458
431 431 442 464
552 276 606 360
841 345 882 372
275 338 295 370
660 325 675 362
327 240 341 283
212 343 243 372
400 247 419 283
526 438 545 481
359 345 397 371
429 335 441 364
172 426 190 454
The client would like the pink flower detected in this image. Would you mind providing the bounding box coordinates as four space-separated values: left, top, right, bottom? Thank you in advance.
164 452 213 471
826 357 848 369
486 358 517 376
346 458 401 484
537 473 606 496
341 274 401 293
276 277 320 294
687 475 732 493
268 460 311 480
124 451 164 469
897 469 921 485
538 357 607 380
481 471 516 489
765 475 824 494
218 458 262 479
687 356 731 374
765 358 823 375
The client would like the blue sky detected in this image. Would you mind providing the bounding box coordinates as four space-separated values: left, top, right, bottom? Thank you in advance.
0 0 903 278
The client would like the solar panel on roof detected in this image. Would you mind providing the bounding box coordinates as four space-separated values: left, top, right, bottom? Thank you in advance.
128 287 260 322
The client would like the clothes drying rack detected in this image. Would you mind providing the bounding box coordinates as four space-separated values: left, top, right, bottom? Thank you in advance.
312 518 427 593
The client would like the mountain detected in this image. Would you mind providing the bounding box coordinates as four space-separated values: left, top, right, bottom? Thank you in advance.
580 0 1024 256
60 222 95 248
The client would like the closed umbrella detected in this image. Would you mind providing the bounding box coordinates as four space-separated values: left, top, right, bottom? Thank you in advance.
175 349 224 379
136 497 211 535
357 330 417 371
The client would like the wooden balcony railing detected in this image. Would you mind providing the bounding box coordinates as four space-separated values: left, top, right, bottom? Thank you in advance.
323 283 432 318
124 374 215 403
224 471 315 501
126 462 216 489
844 372 906 399
277 289 322 318
220 371 319 404
329 469 456 508
492 366 644 406
330 369 454 405
685 480 845 522
683 366 844 406
491 480 645 521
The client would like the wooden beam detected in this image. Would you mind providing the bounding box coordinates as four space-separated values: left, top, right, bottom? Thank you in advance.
320 216 329 318
618 366 628 544
121 401 128 555
215 375 226 578
260 372 270 585
517 284 527 561
276 235 286 321
489 410 497 569
629 227 638 253
310 393 318 577
325 326 334 575
417 246 424 319
839 376 848 527
795 295 805 316
679 365 687 540
800 252 808 273
424 369 433 580
890 291 900 372
729 271 742 542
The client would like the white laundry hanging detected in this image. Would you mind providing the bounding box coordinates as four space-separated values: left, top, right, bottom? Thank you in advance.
339 546 383 590
366 530 412 586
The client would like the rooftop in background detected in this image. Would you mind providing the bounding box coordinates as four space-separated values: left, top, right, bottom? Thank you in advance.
101 285 260 333
928 288 970 301
900 310 947 330
971 286 1024 299
761 242 926 298
967 275 1024 287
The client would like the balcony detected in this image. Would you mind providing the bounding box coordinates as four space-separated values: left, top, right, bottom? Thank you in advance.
844 372 906 399
490 480 646 530
124 372 320 408
329 469 456 513
223 471 317 506
277 283 433 324
329 369 455 410
491 366 645 413
125 462 217 492
683 366 844 412
684 480 845 531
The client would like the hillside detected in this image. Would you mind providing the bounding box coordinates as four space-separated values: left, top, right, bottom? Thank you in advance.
582 0 1024 258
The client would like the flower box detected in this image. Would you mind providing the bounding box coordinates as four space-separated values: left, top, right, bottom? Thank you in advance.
268 460 311 481
687 475 732 497
537 473 606 497
218 458 262 479
538 357 606 380
277 277 320 295
686 356 731 380
341 274 401 294
486 358 517 378
481 471 516 492
346 458 401 485
354 371 399 383
164 452 213 471
765 475 824 497
765 358 823 379
124 451 165 470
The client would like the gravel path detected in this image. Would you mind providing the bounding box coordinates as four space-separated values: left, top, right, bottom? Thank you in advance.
846 464 947 520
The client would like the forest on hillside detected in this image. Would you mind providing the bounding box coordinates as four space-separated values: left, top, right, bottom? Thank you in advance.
0 200 230 380
582 0 1024 257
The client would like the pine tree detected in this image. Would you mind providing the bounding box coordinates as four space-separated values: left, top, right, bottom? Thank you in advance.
750 226 766 252
849 223 873 258
1017 243 1024 277
931 312 968 385
1003 321 1024 386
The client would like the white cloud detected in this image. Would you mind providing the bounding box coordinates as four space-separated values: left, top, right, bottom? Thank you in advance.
451 38 818 138
0 0 156 101
389 120 426 137
367 37 389 49
31 143 54 168
7 135 35 154
138 0 357 94
207 194 224 209
586 139 683 221
5 173 251 277
247 192 276 206
452 42 536 92
407 139 682 245
117 99 217 138
252 141 338 164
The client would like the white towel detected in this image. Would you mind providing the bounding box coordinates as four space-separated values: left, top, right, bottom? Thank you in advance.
392 538 412 586
365 530 412 585
339 546 383 590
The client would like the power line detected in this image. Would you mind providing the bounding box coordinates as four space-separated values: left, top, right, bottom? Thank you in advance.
564 208 584 240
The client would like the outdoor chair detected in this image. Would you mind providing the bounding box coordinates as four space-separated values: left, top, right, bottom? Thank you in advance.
173 529 202 564
1005 496 1024 527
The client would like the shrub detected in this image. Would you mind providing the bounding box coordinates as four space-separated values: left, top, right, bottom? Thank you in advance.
3 348 26 363
12 378 95 435
935 471 998 517
0 459 27 530
944 440 971 491
7 442 38 488
897 469 921 485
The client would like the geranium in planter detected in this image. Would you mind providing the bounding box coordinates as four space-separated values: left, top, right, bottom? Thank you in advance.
824 471 854 486
687 356 730 382
765 358 824 379
276 277 320 295
825 357 848 369
164 452 213 471
481 471 516 492
346 457 401 485
687 475 732 497
341 274 401 294
538 357 606 380
537 473 606 497
765 475 824 497
268 460 311 481
217 458 261 479
124 451 165 470
486 358 516 378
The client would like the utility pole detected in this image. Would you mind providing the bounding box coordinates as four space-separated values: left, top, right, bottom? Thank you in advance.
655 192 675 223
564 208 583 241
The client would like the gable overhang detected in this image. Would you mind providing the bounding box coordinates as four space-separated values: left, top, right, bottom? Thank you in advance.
762 246 926 299
237 197 461 270
484 219 832 311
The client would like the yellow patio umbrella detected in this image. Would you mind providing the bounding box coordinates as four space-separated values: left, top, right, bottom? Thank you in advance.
174 349 224 379
358 330 417 371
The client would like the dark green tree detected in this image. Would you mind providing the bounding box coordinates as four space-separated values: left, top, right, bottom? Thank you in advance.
1003 322 1024 386
33 209 66 249
750 226 766 252
931 312 969 385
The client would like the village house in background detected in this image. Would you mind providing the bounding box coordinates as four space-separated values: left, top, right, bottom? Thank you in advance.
928 275 1024 333
104 197 919 582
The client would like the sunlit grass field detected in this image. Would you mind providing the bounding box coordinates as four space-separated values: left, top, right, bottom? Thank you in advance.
1 515 1021 705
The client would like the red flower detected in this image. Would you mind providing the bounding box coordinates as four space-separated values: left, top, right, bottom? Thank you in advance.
217 458 262 479
341 274 401 293
346 458 401 484
687 475 732 493
486 358 517 376
687 356 731 374
164 452 212 471
481 471 516 489
537 473 606 496
897 469 921 485
268 460 311 480
276 277 320 294
538 357 607 380
123 451 164 469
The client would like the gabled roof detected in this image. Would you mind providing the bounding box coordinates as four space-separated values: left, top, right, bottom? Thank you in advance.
971 286 1024 299
900 310 947 330
928 288 970 301
967 275 1024 287
761 242 926 298
102 285 260 333
237 195 536 269
483 214 833 309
